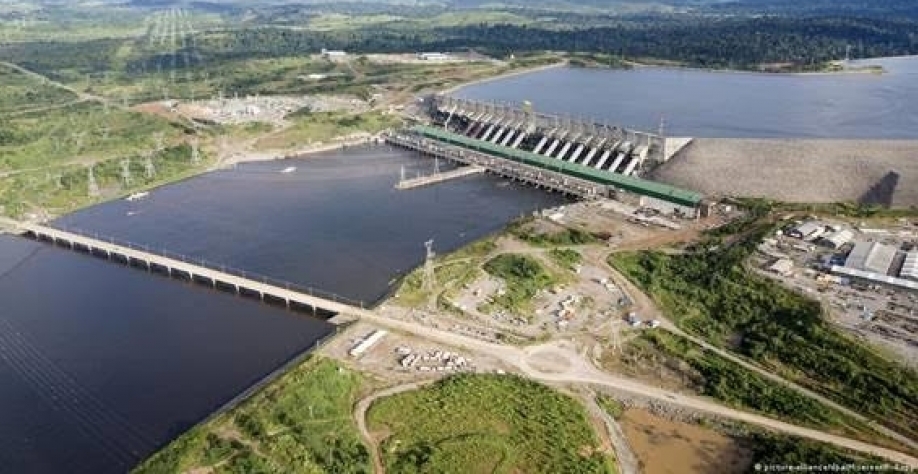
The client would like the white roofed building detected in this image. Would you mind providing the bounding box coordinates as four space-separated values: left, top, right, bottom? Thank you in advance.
788 221 825 240
899 251 918 281
818 229 854 249
845 241 897 275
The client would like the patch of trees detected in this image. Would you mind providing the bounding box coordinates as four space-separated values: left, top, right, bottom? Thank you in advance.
610 217 918 440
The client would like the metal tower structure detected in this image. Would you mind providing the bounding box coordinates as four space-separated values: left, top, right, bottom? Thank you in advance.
120 159 133 186
422 239 436 293
144 152 156 179
191 138 201 165
87 166 100 197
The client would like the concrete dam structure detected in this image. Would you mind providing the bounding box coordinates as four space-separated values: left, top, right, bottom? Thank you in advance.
429 95 667 177
394 95 704 217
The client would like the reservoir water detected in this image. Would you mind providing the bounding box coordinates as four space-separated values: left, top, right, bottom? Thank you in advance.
0 145 565 473
454 56 918 139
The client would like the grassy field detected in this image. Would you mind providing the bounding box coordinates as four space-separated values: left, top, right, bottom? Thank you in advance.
393 237 497 309
254 111 401 150
0 98 199 217
508 219 599 247
367 374 614 474
548 248 582 270
133 357 370 474
0 63 77 114
0 101 186 171
482 253 558 316
608 228 918 441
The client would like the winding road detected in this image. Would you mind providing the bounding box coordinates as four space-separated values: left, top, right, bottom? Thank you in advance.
353 310 918 467
354 380 437 474
593 247 918 451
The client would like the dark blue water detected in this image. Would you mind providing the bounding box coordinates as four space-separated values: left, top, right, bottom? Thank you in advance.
0 145 565 473
455 56 918 139
54 145 566 305
0 236 334 473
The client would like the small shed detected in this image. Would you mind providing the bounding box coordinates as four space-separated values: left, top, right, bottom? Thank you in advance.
768 258 794 276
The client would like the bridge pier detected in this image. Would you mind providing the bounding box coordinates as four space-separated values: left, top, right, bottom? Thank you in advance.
12 221 363 320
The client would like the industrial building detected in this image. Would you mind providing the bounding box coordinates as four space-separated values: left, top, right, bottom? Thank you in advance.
402 125 702 215
830 266 918 293
417 52 449 61
788 221 825 240
845 241 897 275
817 229 854 249
899 250 918 281
321 48 347 59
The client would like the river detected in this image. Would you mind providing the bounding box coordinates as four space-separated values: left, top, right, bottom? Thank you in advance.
0 145 565 473
454 56 918 139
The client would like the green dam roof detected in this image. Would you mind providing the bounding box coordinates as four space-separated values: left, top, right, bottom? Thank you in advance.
409 125 703 208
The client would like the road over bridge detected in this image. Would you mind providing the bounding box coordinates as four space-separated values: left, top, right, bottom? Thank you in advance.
2 218 366 314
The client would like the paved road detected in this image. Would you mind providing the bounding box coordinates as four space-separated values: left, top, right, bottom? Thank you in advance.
354 311 918 467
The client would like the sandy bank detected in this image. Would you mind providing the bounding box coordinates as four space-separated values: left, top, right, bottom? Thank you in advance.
214 133 382 168
442 60 567 95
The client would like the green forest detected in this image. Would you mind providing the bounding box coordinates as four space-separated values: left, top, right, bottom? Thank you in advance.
609 217 918 441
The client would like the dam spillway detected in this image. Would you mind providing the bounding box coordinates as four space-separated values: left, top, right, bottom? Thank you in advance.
404 94 703 217
427 95 668 179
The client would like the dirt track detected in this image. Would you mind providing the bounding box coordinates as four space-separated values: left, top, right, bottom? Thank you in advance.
354 310 918 467
651 139 918 206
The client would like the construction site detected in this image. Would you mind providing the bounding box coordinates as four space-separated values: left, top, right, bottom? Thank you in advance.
754 217 918 366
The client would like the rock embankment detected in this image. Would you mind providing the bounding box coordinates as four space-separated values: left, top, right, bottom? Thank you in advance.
651 139 918 207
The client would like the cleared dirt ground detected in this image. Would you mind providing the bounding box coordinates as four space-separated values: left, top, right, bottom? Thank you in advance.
651 139 918 207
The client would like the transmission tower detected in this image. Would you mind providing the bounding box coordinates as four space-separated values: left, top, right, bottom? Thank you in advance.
422 240 436 293
190 138 201 165
144 152 156 179
87 166 100 197
120 159 133 186
153 131 165 152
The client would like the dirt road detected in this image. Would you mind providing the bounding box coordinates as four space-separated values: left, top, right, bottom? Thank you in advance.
352 310 918 467
354 381 437 474
597 251 918 451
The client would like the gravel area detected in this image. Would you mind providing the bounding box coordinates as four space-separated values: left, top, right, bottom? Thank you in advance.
651 139 918 207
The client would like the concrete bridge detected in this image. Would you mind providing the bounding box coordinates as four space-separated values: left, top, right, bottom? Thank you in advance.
3 218 366 315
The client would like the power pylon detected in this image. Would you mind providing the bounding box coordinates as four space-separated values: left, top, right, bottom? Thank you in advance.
87 166 100 197
120 159 133 186
144 152 156 179
422 239 436 293
190 138 201 165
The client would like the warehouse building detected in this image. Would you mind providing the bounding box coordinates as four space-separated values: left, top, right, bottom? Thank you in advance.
899 250 918 281
831 266 918 293
817 229 854 249
845 241 897 275
788 221 825 240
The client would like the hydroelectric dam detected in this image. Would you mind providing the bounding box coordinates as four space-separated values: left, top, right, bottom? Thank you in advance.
388 95 706 217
